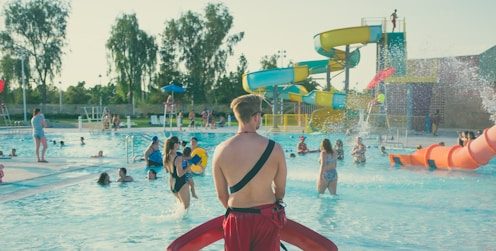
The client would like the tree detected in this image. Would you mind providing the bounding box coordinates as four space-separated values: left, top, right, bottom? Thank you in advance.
0 55 21 103
0 0 70 109
211 55 248 104
158 3 244 104
260 54 279 70
65 81 90 104
106 13 157 115
296 77 319 92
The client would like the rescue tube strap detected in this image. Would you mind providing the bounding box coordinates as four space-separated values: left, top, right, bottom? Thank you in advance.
229 140 275 194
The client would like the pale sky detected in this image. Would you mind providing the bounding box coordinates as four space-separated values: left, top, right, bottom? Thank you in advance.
1 0 495 91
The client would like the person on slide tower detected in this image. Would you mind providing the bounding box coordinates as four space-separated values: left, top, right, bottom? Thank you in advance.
391 9 398 32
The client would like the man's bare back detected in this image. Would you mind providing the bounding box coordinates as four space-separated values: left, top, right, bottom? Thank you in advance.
214 133 286 208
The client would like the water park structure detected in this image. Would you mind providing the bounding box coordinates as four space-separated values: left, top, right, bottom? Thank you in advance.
240 17 495 134
241 18 409 132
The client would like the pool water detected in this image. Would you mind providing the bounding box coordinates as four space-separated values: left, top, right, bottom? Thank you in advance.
0 131 495 250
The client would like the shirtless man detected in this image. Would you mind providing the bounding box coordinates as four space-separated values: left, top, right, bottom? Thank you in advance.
213 94 287 251
117 167 133 182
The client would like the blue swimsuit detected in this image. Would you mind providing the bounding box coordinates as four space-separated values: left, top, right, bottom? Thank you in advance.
323 154 337 181
148 150 162 166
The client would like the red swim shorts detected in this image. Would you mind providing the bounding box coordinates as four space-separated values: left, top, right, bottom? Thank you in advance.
223 203 281 251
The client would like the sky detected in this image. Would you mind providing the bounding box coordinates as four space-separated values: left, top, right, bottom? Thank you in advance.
1 0 495 91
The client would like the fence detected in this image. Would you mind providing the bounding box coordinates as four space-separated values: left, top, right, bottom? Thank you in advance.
4 103 233 117
263 114 308 132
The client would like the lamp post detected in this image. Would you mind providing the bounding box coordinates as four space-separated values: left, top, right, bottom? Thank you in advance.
278 51 286 116
272 50 287 130
21 52 27 124
58 81 62 113
98 74 102 109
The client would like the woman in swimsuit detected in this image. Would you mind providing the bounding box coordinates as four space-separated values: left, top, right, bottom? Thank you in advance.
317 139 338 195
163 137 191 209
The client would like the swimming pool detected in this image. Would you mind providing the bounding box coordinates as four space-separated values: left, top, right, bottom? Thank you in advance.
0 130 495 250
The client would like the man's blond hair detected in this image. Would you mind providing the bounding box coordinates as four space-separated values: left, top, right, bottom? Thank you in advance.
230 94 262 124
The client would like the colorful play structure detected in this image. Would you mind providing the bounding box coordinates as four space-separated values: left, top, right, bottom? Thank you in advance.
389 125 496 170
242 18 408 131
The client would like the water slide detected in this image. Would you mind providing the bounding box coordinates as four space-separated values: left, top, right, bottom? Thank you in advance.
389 125 496 170
242 25 383 127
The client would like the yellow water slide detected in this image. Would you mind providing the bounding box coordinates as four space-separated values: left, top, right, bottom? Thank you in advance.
242 25 383 130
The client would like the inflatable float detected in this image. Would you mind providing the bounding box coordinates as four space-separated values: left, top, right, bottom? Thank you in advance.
166 216 337 251
389 125 496 170
190 147 208 175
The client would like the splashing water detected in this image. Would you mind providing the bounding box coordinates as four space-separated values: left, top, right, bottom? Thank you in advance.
442 57 496 124
480 85 496 123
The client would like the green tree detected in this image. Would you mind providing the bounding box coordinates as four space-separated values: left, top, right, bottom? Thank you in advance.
0 55 21 102
260 54 279 70
211 55 248 103
296 77 319 92
0 0 70 109
158 3 244 104
106 13 157 115
65 81 90 104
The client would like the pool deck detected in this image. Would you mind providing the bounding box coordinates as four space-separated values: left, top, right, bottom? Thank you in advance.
0 126 458 186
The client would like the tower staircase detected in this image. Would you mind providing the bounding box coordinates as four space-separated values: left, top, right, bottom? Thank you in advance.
0 103 12 126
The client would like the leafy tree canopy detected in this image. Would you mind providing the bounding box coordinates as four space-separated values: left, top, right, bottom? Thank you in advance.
0 0 70 108
158 3 244 104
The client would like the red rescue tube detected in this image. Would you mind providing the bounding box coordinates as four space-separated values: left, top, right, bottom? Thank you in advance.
166 216 338 251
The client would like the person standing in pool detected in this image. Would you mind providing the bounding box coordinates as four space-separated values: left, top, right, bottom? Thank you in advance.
31 108 48 163
144 136 163 168
297 136 309 154
213 94 287 251
318 139 338 195
164 137 191 209
351 136 366 164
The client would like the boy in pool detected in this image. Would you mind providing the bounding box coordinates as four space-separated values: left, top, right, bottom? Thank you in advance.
182 147 198 199
9 148 17 157
117 167 133 182
91 150 104 158
147 169 157 180
380 146 387 155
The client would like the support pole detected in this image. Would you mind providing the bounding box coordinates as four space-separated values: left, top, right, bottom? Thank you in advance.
406 83 413 130
272 86 279 129
344 45 350 93
326 64 331 91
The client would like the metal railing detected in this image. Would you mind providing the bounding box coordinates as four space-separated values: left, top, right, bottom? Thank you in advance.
125 135 135 164
361 17 406 33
